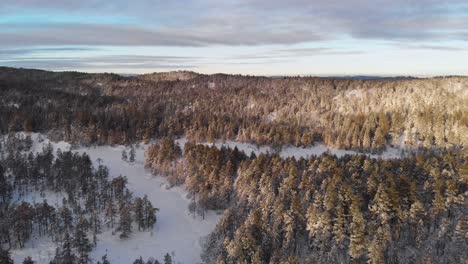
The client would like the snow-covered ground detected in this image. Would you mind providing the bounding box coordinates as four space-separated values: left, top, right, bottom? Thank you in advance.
176 138 407 160
9 135 221 264
76 144 220 264
8 133 406 263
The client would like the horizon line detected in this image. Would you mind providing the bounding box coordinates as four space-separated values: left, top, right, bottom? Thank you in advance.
2 66 468 79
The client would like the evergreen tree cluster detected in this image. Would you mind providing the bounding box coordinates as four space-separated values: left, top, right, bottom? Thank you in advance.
0 134 158 263
131 252 173 264
121 146 136 163
197 149 467 263
145 138 182 179
146 140 249 215
146 139 467 263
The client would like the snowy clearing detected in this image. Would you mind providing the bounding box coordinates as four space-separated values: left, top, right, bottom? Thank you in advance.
175 138 406 160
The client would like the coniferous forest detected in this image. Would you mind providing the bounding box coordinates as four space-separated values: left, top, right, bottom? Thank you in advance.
145 138 467 264
0 67 466 150
0 67 466 263
0 134 159 263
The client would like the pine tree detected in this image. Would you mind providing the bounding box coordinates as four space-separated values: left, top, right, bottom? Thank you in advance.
73 218 92 264
14 202 34 248
163 253 172 264
90 210 101 247
24 135 33 150
367 225 390 264
369 183 392 223
0 248 13 264
122 149 128 161
105 197 116 228
134 197 144 230
118 204 132 239
143 196 158 230
332 202 346 244
0 164 12 202
99 254 111 264
60 206 73 231
54 232 76 264
349 195 366 259
372 126 386 151
129 146 136 163
23 256 35 264
133 257 145 264
361 124 372 150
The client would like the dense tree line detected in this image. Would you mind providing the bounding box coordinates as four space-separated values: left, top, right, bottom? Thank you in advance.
1 67 466 152
146 139 467 263
0 134 158 263
146 139 249 217
203 149 467 263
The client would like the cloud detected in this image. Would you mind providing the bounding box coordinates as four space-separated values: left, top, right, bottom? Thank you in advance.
0 24 327 47
395 43 465 51
0 47 98 58
230 47 364 61
0 0 467 75
0 0 466 48
0 54 201 71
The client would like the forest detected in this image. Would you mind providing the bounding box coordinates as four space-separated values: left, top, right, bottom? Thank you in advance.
0 134 160 263
0 67 466 263
145 138 467 263
0 67 466 152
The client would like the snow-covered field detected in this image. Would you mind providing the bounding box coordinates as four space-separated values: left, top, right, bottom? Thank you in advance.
8 134 406 263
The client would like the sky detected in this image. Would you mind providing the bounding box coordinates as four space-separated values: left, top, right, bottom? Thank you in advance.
0 0 467 76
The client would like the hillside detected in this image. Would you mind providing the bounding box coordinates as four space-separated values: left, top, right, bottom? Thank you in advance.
0 67 466 152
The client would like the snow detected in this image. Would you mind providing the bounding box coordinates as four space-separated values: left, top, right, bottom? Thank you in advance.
12 190 65 208
265 111 278 122
75 145 221 264
9 135 221 264
344 89 364 99
175 138 406 160
6 102 20 108
10 236 58 264
8 133 407 263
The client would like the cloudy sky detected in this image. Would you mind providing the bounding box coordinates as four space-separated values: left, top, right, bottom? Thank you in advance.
0 0 467 75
